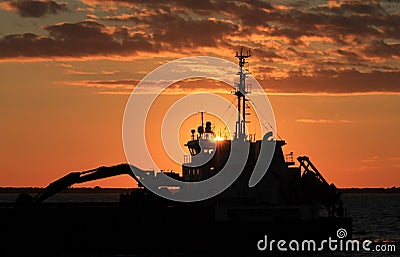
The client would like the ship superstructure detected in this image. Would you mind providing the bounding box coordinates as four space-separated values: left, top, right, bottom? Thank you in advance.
179 48 345 220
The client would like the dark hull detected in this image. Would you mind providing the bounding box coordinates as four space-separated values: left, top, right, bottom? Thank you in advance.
1 202 352 256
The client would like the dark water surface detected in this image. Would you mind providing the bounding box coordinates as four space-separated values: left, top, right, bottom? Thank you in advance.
1 192 398 256
342 193 400 242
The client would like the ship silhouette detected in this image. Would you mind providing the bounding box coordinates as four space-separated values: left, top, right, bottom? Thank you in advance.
5 50 352 256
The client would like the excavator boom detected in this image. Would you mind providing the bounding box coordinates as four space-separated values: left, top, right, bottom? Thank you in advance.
14 164 149 206
33 164 137 204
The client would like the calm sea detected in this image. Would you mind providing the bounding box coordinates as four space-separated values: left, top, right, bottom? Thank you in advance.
341 193 400 242
1 192 399 256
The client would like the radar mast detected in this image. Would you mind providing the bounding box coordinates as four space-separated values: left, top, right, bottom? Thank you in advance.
234 47 251 140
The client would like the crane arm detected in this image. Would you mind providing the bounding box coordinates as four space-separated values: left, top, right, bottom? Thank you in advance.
297 156 344 217
32 164 141 204
297 156 329 186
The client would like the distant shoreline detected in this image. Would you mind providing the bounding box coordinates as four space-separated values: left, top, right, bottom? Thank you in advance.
0 187 134 194
338 187 400 193
0 187 399 194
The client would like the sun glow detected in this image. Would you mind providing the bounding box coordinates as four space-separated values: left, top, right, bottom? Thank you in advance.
214 136 225 141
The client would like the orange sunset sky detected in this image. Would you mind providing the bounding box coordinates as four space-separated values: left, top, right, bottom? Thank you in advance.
0 0 399 188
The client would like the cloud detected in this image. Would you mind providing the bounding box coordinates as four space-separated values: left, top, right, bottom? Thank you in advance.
3 0 68 18
83 79 138 86
296 119 352 124
66 78 232 95
151 17 238 49
65 69 119 75
0 21 155 58
65 79 138 95
362 40 400 58
101 9 239 48
1 0 399 94
0 12 238 59
101 14 139 22
261 69 400 94
1 1 399 59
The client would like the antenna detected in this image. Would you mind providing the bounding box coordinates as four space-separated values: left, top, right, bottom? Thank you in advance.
199 110 205 129
234 47 251 140
235 47 251 68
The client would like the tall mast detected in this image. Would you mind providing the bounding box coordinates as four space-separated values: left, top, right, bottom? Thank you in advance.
234 47 251 140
